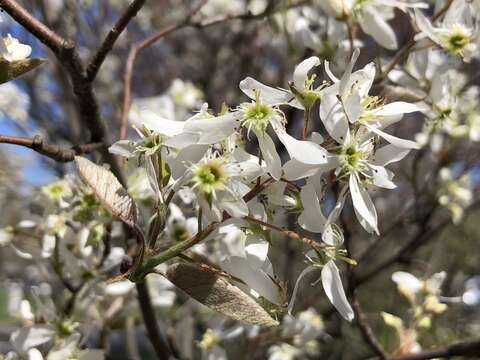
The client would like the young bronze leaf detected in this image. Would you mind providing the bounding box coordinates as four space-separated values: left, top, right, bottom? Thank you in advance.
0 58 44 84
74 156 137 227
166 263 279 327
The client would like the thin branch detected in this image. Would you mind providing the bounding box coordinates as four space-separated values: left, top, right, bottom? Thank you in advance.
136 281 173 360
0 0 67 53
119 0 309 139
351 293 388 359
0 135 103 162
391 339 480 360
86 0 147 81
244 215 325 251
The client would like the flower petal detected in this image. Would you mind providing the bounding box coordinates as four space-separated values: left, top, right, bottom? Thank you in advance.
277 132 328 165
349 173 379 234
293 56 321 88
239 76 291 105
321 261 354 321
256 131 282 180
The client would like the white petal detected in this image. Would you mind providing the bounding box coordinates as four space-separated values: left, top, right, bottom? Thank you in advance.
373 102 422 116
367 125 420 149
293 56 321 88
221 256 280 304
298 182 327 233
392 271 423 293
373 144 410 166
108 140 136 158
256 132 282 180
324 60 339 83
220 195 249 218
414 9 441 45
183 112 238 144
359 6 398 50
368 164 397 189
288 265 319 314
343 91 362 123
277 132 328 165
349 173 379 234
321 261 354 321
11 325 54 354
339 48 360 96
239 76 291 105
245 235 269 269
139 109 185 136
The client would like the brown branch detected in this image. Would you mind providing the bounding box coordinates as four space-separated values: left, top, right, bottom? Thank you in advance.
244 215 326 251
391 339 480 360
86 0 147 81
136 281 173 360
0 0 67 53
0 134 103 162
119 0 309 139
351 293 388 359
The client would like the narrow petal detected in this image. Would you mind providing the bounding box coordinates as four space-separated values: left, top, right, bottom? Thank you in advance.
277 132 328 165
108 140 136 158
293 56 321 88
392 271 423 293
373 102 422 116
245 235 269 269
414 9 441 45
298 182 327 233
288 265 319 314
373 144 410 166
221 256 281 304
184 112 238 144
367 125 420 149
239 76 291 105
139 109 185 137
359 6 398 50
256 131 282 180
321 261 354 321
349 173 379 234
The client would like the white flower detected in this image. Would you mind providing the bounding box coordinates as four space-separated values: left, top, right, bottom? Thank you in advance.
322 49 421 149
414 0 478 61
0 34 32 61
175 153 263 223
318 0 427 50
268 343 302 360
437 168 473 224
239 56 323 110
288 191 354 322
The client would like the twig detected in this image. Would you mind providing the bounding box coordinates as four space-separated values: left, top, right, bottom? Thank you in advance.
391 339 480 360
0 134 103 162
351 293 388 359
0 0 67 53
87 0 147 81
302 108 310 140
0 0 125 183
136 281 173 360
244 215 325 251
119 0 309 139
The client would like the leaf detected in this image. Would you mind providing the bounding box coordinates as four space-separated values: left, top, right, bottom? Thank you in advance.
75 156 137 227
0 58 44 84
166 263 279 327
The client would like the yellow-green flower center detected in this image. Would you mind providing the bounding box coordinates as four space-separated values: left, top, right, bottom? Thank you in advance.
441 25 472 54
192 159 227 195
242 101 273 133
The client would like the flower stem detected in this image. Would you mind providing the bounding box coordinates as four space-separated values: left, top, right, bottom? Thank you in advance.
302 108 310 140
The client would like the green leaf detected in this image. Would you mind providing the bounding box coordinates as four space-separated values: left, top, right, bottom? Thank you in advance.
0 58 45 84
